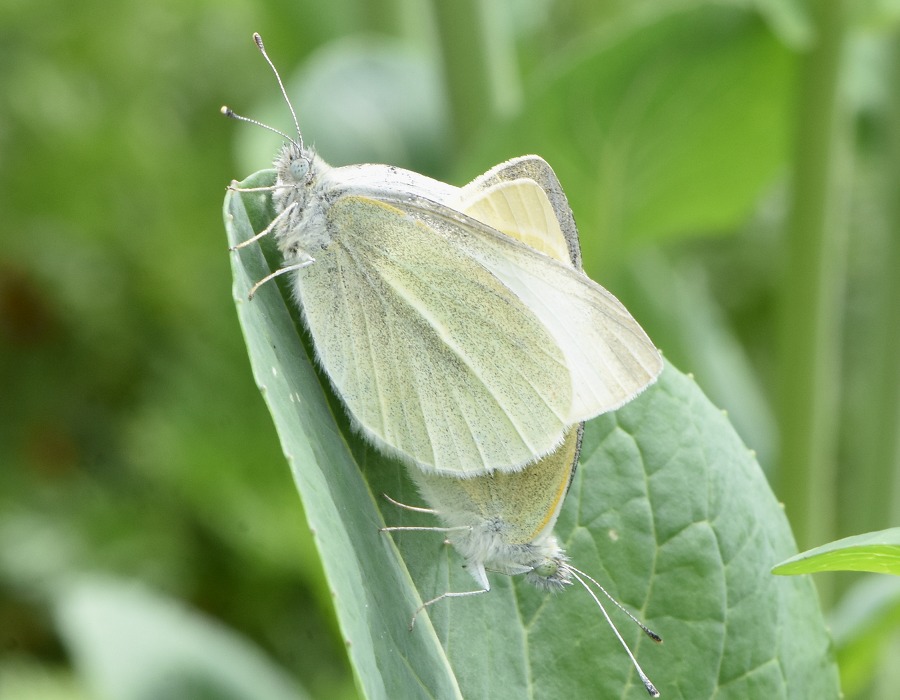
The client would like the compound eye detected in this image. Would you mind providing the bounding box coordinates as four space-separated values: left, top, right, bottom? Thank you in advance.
532 560 558 579
289 157 310 181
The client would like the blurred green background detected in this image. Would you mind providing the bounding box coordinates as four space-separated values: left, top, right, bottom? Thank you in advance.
2 0 900 698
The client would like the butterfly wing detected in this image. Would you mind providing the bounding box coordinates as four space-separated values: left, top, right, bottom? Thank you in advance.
442 160 587 538
295 195 573 475
455 157 660 412
453 158 660 412
456 155 582 269
404 160 587 584
453 157 586 509
292 156 658 474
381 190 662 422
454 179 572 264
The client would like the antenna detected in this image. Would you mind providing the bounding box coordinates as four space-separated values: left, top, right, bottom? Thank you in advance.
381 493 439 515
252 32 304 148
566 564 661 697
220 33 305 150
220 106 300 149
566 564 663 643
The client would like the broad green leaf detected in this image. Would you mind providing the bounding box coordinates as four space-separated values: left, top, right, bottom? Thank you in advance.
463 5 796 259
224 173 839 698
624 252 778 471
54 576 307 700
772 528 900 576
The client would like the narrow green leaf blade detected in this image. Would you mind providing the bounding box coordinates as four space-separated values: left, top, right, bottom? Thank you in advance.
772 528 900 576
224 172 462 700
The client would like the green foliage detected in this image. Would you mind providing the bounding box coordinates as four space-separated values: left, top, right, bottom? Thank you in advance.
4 0 900 697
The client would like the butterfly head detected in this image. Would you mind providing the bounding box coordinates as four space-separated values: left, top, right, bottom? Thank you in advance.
525 552 573 591
275 141 315 187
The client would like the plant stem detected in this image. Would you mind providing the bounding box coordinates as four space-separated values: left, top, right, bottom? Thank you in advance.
429 0 522 150
883 42 900 524
776 1 850 558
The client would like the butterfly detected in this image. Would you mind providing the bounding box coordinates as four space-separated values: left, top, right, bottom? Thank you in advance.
225 33 661 478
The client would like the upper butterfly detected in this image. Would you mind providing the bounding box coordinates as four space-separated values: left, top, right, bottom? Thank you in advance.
224 33 662 476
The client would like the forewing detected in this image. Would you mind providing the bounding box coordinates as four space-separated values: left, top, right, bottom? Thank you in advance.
295 195 573 475
380 193 663 421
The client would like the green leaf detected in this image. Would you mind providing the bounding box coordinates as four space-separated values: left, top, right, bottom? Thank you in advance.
224 171 462 700
464 5 796 258
772 528 900 576
224 171 839 698
54 576 307 700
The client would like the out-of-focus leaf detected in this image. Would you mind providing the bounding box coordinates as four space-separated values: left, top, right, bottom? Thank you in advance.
0 659 88 700
830 575 900 696
624 251 777 471
464 5 796 261
54 577 307 700
754 0 812 46
772 528 900 575
850 0 900 31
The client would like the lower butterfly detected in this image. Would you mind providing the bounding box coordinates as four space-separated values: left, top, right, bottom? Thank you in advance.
382 155 661 696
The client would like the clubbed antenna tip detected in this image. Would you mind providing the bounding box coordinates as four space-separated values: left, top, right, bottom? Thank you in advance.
250 32 303 147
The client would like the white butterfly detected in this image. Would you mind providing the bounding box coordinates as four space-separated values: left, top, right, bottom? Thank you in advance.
226 34 662 476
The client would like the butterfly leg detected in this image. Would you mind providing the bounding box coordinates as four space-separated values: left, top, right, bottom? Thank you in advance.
381 492 438 514
409 587 489 631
